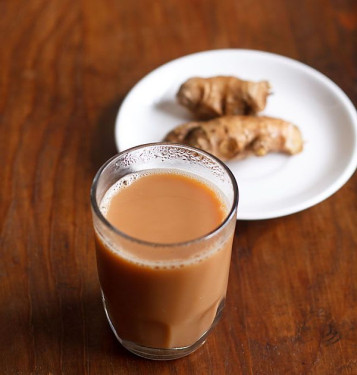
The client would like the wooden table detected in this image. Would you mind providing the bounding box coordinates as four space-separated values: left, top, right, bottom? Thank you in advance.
1 0 356 373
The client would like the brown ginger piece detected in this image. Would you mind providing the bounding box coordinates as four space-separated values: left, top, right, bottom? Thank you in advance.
177 76 271 120
164 115 303 161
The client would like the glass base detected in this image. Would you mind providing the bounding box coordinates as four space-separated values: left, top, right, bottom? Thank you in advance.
102 292 225 360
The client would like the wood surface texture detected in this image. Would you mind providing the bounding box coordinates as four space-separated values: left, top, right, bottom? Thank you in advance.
0 0 356 374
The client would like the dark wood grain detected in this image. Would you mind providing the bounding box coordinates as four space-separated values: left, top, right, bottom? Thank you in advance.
0 0 356 373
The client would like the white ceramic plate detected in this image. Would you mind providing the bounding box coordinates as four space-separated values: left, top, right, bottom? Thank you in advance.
115 49 357 220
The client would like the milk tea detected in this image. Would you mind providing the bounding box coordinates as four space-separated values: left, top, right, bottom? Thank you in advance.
95 170 234 348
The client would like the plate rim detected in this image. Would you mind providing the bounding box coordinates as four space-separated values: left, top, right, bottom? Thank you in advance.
114 48 357 220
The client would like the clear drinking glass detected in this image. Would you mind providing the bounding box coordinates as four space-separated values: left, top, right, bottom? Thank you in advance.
90 143 238 360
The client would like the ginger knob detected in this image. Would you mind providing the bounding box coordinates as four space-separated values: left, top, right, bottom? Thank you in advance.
177 76 271 120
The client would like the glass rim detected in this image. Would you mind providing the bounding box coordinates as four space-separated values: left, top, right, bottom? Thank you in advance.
90 142 239 248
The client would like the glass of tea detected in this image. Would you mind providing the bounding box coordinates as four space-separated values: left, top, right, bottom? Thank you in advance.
90 143 238 360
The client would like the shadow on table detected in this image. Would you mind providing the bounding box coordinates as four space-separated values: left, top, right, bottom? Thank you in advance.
0 285 132 370
89 97 124 176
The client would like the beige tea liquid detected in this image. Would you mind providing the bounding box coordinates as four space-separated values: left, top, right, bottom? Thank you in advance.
95 170 235 349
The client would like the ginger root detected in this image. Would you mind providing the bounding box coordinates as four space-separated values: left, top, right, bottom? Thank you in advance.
177 76 271 120
164 115 303 161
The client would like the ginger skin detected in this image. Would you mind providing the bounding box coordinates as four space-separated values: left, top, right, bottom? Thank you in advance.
177 76 271 120
164 115 303 161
